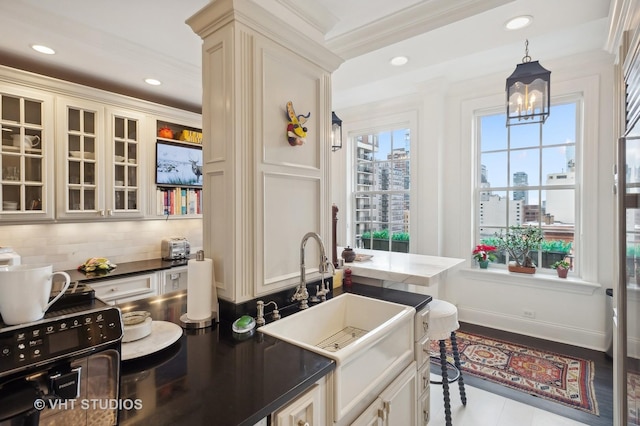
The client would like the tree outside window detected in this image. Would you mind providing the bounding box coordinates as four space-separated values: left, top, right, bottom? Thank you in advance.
354 128 410 253
476 100 579 271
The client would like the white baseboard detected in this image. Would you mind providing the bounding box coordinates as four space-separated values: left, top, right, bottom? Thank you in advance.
458 305 607 352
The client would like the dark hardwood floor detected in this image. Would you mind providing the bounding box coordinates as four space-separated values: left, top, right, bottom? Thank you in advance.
433 322 614 426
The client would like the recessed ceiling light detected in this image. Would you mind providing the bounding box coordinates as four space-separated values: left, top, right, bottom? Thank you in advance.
390 56 409 66
505 15 533 30
144 78 162 86
31 44 55 55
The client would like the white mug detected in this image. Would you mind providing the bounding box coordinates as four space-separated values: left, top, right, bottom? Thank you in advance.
11 134 40 148
0 264 71 325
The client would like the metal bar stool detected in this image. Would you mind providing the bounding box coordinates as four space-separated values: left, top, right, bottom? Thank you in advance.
427 299 467 426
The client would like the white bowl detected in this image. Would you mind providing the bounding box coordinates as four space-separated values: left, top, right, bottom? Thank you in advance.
122 311 153 342
2 201 18 210
114 155 125 162
115 180 124 186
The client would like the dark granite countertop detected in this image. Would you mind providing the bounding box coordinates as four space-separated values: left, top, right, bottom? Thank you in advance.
65 258 189 284
116 283 431 425
117 291 335 426
336 283 432 312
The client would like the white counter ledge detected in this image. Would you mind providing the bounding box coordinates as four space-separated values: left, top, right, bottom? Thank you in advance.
338 247 465 287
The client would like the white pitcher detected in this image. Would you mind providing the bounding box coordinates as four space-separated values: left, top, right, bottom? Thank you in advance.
11 134 40 148
0 264 71 325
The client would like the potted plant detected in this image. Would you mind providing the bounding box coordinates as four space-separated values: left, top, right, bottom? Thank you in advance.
551 259 571 278
472 244 497 269
494 225 543 274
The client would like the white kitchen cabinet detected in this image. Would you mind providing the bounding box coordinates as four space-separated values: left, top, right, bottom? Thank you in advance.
0 84 55 221
414 304 430 425
161 265 188 294
91 273 158 304
351 362 417 426
272 378 326 426
56 97 145 219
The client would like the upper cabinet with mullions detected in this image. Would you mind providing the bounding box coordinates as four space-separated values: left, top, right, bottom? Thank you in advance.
0 85 55 221
56 97 145 219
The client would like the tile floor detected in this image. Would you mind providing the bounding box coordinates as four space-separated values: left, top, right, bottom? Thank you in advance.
429 374 589 426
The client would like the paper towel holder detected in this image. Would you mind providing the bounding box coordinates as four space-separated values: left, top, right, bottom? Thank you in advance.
180 250 217 329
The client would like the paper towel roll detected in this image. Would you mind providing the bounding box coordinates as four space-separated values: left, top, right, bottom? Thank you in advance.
187 257 213 321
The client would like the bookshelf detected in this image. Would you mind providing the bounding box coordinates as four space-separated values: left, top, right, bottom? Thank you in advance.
155 120 203 218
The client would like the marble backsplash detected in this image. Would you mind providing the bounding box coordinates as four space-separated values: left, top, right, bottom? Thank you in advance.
1 219 203 270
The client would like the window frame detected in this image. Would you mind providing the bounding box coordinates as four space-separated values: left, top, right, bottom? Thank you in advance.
474 95 582 274
350 124 413 253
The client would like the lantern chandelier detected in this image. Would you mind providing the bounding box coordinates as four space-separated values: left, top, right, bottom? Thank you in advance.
505 40 551 127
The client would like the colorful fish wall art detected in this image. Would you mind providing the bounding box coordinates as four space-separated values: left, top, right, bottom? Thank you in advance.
286 101 310 146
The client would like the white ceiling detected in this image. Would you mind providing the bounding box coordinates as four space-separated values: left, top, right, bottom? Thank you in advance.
0 0 613 112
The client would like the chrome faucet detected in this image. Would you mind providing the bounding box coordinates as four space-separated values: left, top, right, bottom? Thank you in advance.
292 232 332 309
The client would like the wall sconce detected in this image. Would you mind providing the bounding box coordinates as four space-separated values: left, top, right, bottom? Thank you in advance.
506 40 551 127
331 111 342 151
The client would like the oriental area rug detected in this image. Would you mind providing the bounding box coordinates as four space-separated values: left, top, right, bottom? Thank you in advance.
430 331 599 415
629 371 640 424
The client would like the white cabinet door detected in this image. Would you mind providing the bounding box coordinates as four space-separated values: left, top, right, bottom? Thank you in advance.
56 96 104 218
56 97 146 219
105 107 145 218
380 362 417 426
272 381 325 426
0 85 55 221
351 363 417 426
350 398 384 426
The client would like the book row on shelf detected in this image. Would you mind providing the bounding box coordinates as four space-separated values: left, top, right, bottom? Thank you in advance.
156 187 202 216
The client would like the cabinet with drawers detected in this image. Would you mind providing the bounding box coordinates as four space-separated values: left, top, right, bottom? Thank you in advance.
414 304 431 425
91 273 158 304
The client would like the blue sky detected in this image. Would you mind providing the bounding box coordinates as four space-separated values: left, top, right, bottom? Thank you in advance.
480 102 577 197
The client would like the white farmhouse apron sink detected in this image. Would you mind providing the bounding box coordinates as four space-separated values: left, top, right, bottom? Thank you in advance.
259 293 415 423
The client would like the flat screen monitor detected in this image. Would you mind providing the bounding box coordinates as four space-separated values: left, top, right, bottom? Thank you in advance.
155 141 203 188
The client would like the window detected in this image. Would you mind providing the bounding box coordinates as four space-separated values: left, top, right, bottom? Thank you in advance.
354 128 410 253
475 99 580 270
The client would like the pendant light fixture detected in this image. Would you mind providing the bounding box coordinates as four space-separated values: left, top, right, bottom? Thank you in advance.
331 111 343 151
506 40 551 127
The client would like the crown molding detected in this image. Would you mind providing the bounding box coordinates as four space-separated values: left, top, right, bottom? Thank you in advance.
326 0 514 59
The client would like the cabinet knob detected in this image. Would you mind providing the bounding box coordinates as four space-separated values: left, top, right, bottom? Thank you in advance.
297 421 309 426
107 209 113 216
99 210 105 216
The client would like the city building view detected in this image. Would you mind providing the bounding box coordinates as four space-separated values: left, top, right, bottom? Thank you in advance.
354 129 411 252
478 105 577 268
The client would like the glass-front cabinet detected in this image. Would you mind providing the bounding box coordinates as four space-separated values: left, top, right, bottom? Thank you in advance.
56 97 144 219
0 86 54 220
108 108 143 217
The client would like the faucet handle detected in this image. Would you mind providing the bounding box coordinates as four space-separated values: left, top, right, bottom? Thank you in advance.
256 300 265 327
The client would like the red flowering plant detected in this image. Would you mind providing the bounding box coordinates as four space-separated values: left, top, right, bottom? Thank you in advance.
472 244 497 262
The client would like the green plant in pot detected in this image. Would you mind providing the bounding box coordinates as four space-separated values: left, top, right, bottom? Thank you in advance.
494 225 543 274
551 259 571 278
